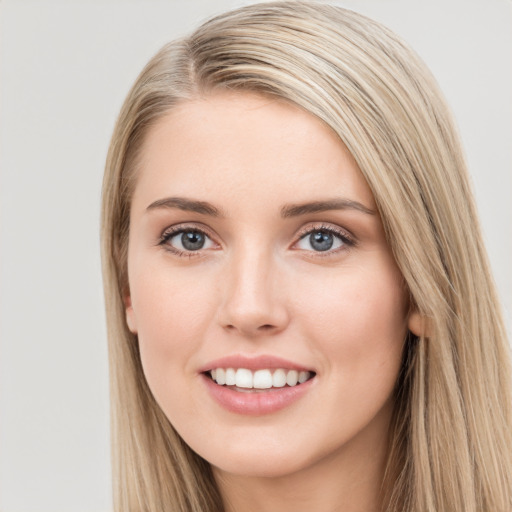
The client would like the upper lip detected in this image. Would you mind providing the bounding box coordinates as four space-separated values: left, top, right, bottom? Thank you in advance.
199 354 314 373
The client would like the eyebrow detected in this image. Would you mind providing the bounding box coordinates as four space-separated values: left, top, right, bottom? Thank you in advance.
146 196 375 218
146 197 224 217
280 198 375 217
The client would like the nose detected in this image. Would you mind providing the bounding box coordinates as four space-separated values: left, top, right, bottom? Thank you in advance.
217 245 290 338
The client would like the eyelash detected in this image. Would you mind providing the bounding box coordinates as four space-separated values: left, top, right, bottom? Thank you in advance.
295 224 356 257
158 223 356 258
158 223 217 258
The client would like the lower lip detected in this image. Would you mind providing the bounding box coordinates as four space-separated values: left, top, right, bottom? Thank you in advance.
201 374 314 415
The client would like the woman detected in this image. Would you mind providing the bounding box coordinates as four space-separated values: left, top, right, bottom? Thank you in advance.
101 2 512 511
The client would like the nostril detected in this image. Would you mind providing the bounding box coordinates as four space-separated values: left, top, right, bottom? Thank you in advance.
223 323 277 333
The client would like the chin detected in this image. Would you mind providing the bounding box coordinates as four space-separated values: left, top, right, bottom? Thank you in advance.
210 452 310 479
193 428 335 480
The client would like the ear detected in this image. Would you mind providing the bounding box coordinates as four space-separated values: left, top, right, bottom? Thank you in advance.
407 309 428 338
124 294 138 334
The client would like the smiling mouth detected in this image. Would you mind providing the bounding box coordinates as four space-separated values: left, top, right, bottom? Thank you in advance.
205 368 315 391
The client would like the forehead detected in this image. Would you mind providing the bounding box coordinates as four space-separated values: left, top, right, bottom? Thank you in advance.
132 91 376 214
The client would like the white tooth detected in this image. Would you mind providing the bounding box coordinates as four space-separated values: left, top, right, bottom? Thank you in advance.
298 371 310 384
286 370 298 386
253 369 272 389
225 368 236 385
235 368 253 388
210 369 217 380
216 368 226 385
272 369 287 388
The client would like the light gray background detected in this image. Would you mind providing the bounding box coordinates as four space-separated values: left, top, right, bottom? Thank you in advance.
1 1 510 511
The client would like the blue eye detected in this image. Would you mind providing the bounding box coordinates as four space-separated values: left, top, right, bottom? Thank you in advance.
296 228 351 252
162 229 215 252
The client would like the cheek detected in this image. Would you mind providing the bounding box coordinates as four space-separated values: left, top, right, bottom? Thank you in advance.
298 260 407 322
129 264 219 396
294 264 408 378
293 267 407 442
132 260 217 335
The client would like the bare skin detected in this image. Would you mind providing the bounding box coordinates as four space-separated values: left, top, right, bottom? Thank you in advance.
125 91 421 512
216 400 391 512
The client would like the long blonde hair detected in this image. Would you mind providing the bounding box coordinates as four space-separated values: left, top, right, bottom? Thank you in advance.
101 2 512 511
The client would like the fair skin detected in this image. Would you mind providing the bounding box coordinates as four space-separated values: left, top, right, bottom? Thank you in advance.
125 92 421 512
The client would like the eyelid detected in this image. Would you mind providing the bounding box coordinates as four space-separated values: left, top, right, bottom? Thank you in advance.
295 223 354 241
159 222 217 243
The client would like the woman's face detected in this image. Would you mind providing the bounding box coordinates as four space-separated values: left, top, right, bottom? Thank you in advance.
126 92 418 479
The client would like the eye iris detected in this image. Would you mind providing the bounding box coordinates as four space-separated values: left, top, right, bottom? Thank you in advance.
310 231 333 251
181 231 205 251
